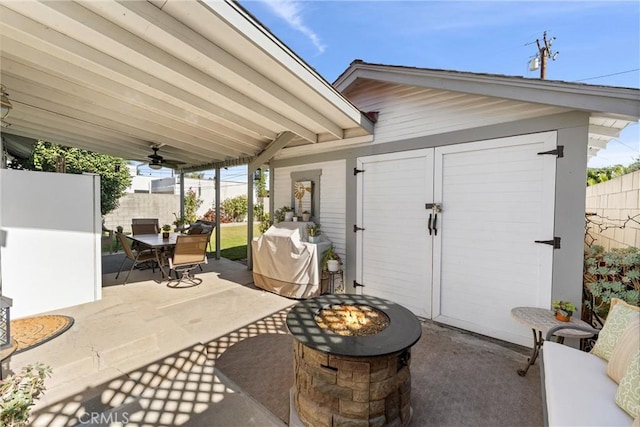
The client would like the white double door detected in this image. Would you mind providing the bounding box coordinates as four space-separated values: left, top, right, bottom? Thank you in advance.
356 132 557 344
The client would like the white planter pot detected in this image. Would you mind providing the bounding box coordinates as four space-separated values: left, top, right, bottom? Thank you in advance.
327 260 340 272
284 212 294 221
302 213 310 222
308 235 320 243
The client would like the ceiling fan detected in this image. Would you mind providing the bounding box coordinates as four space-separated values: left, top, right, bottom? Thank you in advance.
147 146 186 170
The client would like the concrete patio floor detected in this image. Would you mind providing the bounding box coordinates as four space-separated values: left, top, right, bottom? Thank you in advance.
5 253 543 426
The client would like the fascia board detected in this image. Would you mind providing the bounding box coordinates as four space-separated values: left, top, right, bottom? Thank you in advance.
191 0 372 131
337 64 640 120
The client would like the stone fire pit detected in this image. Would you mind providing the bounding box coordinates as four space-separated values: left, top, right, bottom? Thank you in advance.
286 294 422 427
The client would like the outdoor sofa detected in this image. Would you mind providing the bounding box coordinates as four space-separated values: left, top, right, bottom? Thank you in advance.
540 298 639 426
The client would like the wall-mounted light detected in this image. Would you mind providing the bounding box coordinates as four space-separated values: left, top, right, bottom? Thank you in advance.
253 168 262 182
0 85 12 120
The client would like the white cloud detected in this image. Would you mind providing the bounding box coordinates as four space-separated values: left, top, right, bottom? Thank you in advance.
259 0 326 54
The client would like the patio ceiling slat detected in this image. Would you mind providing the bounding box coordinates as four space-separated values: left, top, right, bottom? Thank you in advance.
0 0 373 170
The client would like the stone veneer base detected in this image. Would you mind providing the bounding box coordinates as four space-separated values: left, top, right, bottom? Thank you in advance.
292 340 412 427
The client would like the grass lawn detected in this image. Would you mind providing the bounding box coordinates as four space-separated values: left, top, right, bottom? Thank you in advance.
212 223 261 261
102 223 261 261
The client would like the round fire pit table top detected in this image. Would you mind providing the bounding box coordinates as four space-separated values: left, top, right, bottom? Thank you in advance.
286 294 422 357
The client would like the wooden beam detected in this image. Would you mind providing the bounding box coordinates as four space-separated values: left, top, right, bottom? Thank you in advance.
588 125 620 139
249 131 296 174
588 138 609 149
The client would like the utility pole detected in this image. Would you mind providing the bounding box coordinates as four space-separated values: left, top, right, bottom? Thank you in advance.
533 31 559 79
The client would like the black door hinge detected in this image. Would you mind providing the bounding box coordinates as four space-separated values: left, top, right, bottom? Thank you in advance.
353 225 365 232
353 280 365 288
537 146 564 158
534 237 561 249
354 168 365 175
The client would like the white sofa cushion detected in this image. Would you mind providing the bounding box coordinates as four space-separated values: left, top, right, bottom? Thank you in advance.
544 341 633 426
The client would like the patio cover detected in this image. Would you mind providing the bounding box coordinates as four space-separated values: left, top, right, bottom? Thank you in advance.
0 0 373 169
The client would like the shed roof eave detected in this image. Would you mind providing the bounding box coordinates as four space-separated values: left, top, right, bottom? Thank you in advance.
335 62 640 121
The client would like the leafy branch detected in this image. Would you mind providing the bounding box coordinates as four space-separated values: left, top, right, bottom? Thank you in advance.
0 363 52 427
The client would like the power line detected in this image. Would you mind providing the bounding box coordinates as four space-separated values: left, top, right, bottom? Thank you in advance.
574 69 640 82
607 138 640 154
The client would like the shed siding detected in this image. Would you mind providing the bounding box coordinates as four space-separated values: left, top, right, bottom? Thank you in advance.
343 81 569 145
273 160 347 263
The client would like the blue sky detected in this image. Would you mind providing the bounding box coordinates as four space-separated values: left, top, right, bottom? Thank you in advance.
140 1 639 179
238 0 639 169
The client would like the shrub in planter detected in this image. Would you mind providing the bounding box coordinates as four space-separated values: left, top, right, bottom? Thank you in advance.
584 245 640 319
321 245 342 272
0 363 52 427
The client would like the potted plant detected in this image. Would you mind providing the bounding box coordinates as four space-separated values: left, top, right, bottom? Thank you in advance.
282 206 294 222
302 210 311 222
322 246 342 272
306 222 321 243
172 213 187 231
162 224 172 239
552 300 577 322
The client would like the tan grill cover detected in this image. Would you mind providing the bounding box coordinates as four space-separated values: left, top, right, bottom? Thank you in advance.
252 225 331 298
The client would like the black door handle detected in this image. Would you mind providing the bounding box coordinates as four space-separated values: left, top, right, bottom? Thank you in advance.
427 214 432 235
433 213 438 236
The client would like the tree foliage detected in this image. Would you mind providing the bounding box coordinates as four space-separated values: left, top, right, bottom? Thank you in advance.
24 141 131 215
184 188 203 223
254 168 268 199
587 158 639 186
221 195 248 222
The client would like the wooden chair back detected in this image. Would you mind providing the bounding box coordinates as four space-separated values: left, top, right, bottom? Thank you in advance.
132 223 158 235
116 233 135 260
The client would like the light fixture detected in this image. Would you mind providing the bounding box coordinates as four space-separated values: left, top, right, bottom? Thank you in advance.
149 162 162 170
1 85 12 120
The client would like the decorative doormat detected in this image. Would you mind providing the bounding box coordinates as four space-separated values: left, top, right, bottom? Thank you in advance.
10 315 74 354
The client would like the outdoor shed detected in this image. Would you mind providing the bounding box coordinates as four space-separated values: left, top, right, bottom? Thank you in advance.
269 61 640 346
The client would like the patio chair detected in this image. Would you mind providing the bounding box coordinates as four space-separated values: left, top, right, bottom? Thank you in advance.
115 233 157 284
132 218 159 228
131 223 158 252
131 223 158 235
166 234 209 288
187 222 215 269
186 224 204 235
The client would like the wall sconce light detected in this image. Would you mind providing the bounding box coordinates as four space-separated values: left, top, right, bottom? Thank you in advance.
1 85 12 121
0 296 13 350
253 168 262 182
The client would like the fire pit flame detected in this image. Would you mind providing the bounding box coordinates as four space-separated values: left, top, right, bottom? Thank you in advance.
315 304 389 336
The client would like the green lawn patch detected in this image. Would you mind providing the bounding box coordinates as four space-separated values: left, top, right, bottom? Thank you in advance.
210 223 260 260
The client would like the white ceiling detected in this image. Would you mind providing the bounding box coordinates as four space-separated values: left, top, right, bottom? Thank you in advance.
0 0 373 170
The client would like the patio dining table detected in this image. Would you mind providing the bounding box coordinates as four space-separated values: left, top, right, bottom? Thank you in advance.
127 233 178 280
